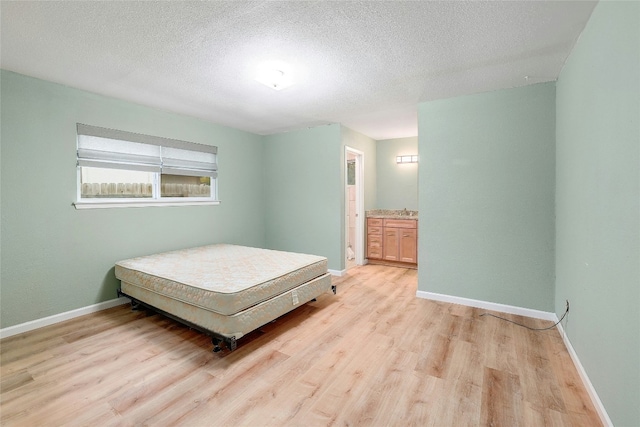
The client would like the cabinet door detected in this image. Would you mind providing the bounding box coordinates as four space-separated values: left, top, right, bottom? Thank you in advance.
367 235 382 259
383 228 399 261
399 228 417 263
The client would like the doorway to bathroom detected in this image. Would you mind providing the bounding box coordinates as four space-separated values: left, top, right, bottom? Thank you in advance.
345 147 364 270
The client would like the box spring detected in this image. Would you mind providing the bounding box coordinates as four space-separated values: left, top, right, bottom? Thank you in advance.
120 273 332 339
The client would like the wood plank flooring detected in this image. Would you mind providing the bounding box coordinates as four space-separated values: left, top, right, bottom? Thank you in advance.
0 265 601 426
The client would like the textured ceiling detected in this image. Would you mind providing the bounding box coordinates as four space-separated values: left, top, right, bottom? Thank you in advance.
0 1 597 140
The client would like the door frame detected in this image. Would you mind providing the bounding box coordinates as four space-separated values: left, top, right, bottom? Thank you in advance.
345 146 365 267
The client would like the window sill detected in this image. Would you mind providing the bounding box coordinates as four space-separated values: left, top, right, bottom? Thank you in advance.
73 199 221 209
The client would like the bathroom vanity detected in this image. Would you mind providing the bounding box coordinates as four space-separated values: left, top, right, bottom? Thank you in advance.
366 210 418 268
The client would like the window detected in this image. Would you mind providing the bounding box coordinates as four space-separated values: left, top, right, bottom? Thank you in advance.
74 124 218 209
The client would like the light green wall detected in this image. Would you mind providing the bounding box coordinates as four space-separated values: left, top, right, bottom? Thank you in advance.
0 70 265 328
418 83 556 311
376 136 418 210
263 125 343 270
555 2 640 425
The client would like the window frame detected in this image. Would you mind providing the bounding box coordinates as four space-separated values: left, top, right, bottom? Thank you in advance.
73 124 220 209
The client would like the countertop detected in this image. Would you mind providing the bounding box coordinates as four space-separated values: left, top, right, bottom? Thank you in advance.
366 209 418 219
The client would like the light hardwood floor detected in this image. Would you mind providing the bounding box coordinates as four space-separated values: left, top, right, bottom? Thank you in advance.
1 265 601 426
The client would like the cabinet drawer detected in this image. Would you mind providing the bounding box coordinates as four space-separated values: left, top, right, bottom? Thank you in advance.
367 226 382 235
367 218 383 227
383 219 417 229
368 235 382 246
368 248 382 259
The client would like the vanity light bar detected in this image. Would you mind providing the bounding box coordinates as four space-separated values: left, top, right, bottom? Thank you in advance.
396 155 419 164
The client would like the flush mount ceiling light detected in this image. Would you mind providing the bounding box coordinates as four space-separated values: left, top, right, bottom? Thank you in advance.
255 63 294 91
397 155 419 164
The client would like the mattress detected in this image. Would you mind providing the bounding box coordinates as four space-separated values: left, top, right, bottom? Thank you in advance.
114 244 328 316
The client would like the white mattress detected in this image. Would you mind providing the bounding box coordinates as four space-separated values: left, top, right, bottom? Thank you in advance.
115 244 328 316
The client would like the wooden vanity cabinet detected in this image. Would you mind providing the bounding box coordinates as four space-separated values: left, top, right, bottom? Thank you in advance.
367 217 417 266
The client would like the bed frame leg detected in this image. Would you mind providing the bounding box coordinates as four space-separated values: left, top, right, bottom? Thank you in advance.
118 289 143 311
212 337 223 353
212 336 237 352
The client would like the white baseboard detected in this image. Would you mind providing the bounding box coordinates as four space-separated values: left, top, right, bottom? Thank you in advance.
557 323 613 427
0 297 130 339
416 290 558 321
328 269 346 277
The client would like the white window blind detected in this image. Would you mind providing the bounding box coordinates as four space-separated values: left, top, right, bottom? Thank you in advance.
77 135 162 172
161 146 218 178
76 124 217 175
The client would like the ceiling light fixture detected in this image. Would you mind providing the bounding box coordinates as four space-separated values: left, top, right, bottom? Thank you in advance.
255 62 294 91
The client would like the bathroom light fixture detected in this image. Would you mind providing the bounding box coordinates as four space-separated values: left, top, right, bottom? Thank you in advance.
396 155 418 164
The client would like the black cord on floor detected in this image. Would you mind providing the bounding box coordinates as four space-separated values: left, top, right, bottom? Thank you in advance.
479 300 569 331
